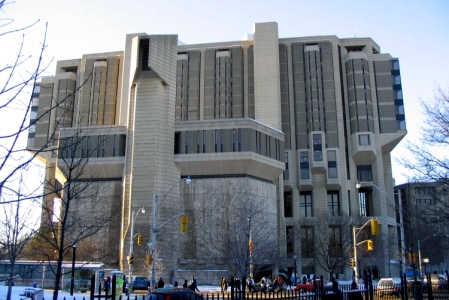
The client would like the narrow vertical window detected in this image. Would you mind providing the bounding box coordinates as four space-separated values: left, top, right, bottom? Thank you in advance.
327 150 337 178
232 129 236 152
202 130 206 153
284 191 292 217
327 191 340 216
301 226 314 258
283 152 289 180
197 131 200 153
286 226 294 255
357 165 372 182
300 151 310 179
358 191 367 216
214 130 218 153
300 192 313 217
329 226 342 257
238 129 242 151
185 131 189 154
313 134 323 161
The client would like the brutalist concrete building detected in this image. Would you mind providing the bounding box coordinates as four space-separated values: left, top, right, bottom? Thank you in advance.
28 22 406 284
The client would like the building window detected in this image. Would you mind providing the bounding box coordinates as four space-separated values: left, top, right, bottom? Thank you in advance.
416 198 435 205
397 120 406 130
414 187 434 196
214 130 218 153
393 75 401 85
284 191 292 217
358 191 368 216
327 150 337 178
300 192 313 217
220 129 224 152
313 134 323 161
284 152 289 180
329 226 342 257
185 131 189 154
203 130 206 153
286 226 294 255
358 134 370 146
233 129 236 152
327 192 340 216
391 59 400 70
395 104 404 115
197 131 200 153
300 151 310 179
238 129 242 151
357 165 372 182
301 226 314 258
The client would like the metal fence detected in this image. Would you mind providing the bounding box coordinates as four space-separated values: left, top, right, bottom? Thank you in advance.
58 273 449 300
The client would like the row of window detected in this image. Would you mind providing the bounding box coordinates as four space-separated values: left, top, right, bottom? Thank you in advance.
286 225 343 259
58 134 126 159
284 149 338 180
284 191 340 218
174 128 283 161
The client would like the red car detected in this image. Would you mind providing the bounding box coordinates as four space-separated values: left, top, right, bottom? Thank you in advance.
294 279 329 293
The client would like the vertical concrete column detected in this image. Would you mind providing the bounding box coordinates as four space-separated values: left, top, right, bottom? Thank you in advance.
253 22 282 130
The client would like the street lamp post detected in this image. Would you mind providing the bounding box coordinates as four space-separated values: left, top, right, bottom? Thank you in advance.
293 255 297 285
129 207 145 292
418 234 434 278
151 177 191 288
70 243 78 296
423 258 429 276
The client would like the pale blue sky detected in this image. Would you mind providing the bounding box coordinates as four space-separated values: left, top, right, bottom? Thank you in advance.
3 0 449 184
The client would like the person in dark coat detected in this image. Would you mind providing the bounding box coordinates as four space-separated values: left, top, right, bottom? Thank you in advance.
157 277 164 288
189 276 200 292
235 277 241 291
331 277 339 293
183 280 188 288
174 281 178 287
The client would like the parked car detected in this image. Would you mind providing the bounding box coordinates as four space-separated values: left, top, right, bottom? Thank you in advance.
294 279 330 293
145 287 203 300
376 278 402 297
132 276 149 290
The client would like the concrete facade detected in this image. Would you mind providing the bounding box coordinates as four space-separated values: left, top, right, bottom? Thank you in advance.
28 22 406 284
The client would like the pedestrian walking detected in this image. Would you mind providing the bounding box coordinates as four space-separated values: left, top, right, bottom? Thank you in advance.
157 277 164 288
190 276 200 292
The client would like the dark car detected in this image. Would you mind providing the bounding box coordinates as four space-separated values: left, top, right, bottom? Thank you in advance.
407 279 425 296
145 287 203 300
133 276 149 290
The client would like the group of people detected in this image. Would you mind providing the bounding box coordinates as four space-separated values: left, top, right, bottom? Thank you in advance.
157 276 199 292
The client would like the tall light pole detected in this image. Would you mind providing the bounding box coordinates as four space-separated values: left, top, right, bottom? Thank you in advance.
151 177 191 288
129 207 145 292
356 181 406 276
70 243 78 296
418 234 434 278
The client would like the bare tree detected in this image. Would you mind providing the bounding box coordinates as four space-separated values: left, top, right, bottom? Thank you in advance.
0 1 53 204
302 213 353 279
30 127 121 300
0 165 41 300
191 178 278 280
1 4 119 299
399 85 449 221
